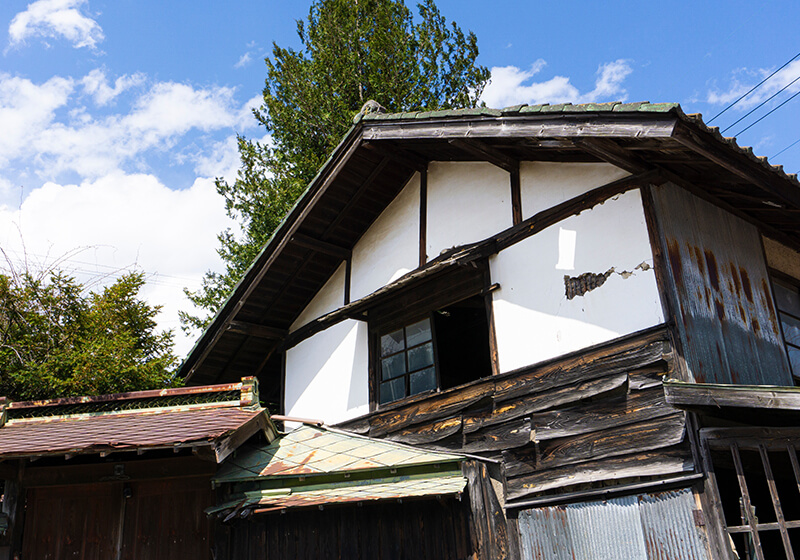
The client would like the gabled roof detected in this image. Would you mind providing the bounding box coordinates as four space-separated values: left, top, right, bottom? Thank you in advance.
181 102 800 390
210 424 467 515
0 377 275 462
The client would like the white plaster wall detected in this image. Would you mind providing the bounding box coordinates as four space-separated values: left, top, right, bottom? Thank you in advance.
520 162 630 219
284 319 369 424
350 173 420 301
289 261 346 333
490 189 664 374
426 162 512 260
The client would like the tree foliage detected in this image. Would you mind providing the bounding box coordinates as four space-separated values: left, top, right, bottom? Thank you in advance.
0 268 178 400
182 0 490 331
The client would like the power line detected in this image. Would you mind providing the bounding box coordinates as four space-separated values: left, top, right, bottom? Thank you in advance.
721 73 800 133
707 51 800 124
772 137 800 159
733 88 800 137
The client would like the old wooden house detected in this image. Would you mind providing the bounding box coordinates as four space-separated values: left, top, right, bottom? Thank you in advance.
7 100 798 559
178 100 800 560
0 378 276 559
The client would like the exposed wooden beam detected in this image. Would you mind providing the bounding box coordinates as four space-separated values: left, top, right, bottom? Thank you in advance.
448 138 519 173
227 321 287 340
290 233 351 261
361 115 677 142
672 122 800 209
571 138 651 175
322 157 391 239
362 141 428 172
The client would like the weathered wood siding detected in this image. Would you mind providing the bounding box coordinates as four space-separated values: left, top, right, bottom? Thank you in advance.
337 327 692 504
650 183 791 385
214 497 473 560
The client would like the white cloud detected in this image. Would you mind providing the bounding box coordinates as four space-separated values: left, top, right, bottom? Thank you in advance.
8 0 104 50
708 61 800 108
0 73 74 166
0 172 236 355
481 59 632 108
234 52 252 69
0 72 255 178
81 69 145 106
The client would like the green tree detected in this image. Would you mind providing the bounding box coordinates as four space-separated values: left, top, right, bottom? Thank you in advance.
0 268 178 400
182 0 490 331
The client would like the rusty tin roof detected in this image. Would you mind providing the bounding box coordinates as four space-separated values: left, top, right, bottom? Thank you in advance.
0 377 275 462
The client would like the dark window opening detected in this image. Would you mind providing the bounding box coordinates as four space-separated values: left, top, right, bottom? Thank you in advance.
376 294 493 406
704 432 800 560
434 295 492 391
772 275 800 384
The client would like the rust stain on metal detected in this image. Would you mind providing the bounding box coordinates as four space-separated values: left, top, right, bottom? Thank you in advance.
666 239 683 279
703 250 719 291
714 299 725 321
739 268 753 303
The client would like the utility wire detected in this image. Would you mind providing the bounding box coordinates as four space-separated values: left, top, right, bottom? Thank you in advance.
707 51 800 124
722 73 800 133
733 88 800 137
772 137 800 159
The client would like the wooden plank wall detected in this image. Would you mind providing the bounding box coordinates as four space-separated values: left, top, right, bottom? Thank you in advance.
214 497 474 560
337 327 694 506
650 182 792 386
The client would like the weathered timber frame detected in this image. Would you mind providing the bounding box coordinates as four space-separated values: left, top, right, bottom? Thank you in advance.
700 428 800 560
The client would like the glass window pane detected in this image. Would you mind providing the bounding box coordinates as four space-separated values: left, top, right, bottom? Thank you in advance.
410 367 436 396
782 313 800 347
380 377 405 404
774 281 800 317
408 342 434 371
789 346 800 377
380 329 405 356
381 353 406 380
405 318 431 347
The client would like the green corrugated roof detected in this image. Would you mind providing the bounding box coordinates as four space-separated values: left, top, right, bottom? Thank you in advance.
214 424 464 484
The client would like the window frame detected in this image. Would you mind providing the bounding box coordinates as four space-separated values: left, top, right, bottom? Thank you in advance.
701 427 800 560
367 260 497 411
770 270 800 383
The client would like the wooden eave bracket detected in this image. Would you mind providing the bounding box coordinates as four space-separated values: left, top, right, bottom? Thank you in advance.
571 138 651 175
362 141 428 172
226 320 287 340
213 411 275 464
447 138 519 173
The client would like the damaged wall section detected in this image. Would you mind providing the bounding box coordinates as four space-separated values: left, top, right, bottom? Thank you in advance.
490 189 664 374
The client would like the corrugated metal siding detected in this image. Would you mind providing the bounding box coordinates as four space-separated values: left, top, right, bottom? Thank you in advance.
518 488 710 560
651 183 792 385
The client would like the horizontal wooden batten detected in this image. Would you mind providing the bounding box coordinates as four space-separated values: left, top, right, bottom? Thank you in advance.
289 233 351 261
504 445 695 499
535 412 686 470
665 381 800 411
23 456 216 488
361 115 678 142
226 321 287 340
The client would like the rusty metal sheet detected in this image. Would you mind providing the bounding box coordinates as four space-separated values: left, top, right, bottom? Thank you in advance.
652 183 792 386
214 424 464 483
0 406 265 459
211 472 467 514
518 488 710 560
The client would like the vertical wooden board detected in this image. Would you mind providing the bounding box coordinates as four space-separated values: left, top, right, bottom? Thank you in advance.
651 183 792 385
22 483 123 560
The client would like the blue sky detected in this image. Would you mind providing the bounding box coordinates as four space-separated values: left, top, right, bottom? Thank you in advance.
1 0 799 355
